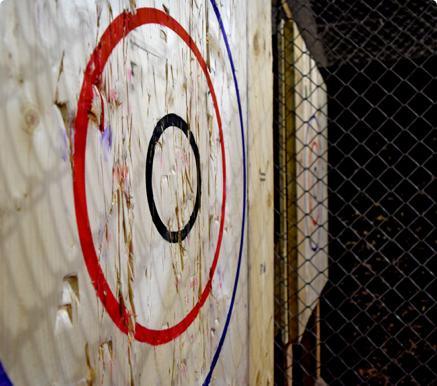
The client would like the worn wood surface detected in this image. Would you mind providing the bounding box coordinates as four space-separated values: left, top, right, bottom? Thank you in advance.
247 1 274 385
0 0 273 384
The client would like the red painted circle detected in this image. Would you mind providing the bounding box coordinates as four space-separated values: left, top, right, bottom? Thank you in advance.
73 8 227 345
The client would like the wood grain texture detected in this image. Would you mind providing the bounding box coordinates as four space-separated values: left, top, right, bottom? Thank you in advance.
247 1 274 384
0 1 252 384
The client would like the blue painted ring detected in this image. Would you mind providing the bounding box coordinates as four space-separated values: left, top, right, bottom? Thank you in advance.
203 1 247 384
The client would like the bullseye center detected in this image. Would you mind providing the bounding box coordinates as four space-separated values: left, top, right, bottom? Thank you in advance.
145 114 201 243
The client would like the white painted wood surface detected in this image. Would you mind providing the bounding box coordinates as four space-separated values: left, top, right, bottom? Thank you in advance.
0 0 272 384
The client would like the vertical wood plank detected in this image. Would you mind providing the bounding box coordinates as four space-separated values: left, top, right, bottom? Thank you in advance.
247 0 274 384
283 19 298 384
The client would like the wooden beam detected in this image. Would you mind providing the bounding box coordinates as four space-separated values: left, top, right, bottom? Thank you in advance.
247 0 274 384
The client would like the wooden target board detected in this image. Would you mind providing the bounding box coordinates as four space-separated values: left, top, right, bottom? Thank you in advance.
294 24 328 340
0 1 252 384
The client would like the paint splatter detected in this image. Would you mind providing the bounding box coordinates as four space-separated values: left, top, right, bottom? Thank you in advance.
100 125 113 159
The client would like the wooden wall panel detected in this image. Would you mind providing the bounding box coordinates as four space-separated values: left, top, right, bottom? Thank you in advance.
248 1 274 385
0 1 273 384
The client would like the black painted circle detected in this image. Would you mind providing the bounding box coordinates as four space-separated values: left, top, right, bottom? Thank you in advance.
146 113 201 243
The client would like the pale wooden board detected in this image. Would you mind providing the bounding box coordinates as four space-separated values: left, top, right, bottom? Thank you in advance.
0 0 265 384
247 1 274 385
293 23 328 340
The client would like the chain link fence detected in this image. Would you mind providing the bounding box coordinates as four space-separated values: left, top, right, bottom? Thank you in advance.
272 1 436 385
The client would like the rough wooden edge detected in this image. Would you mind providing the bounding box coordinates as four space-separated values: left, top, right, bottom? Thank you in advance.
247 1 274 384
283 19 298 384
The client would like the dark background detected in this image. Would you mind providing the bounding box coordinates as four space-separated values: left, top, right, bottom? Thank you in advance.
321 55 436 385
274 0 436 384
314 0 436 384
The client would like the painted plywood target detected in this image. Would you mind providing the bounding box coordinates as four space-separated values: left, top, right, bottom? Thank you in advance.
294 23 328 339
303 114 325 253
0 1 248 385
